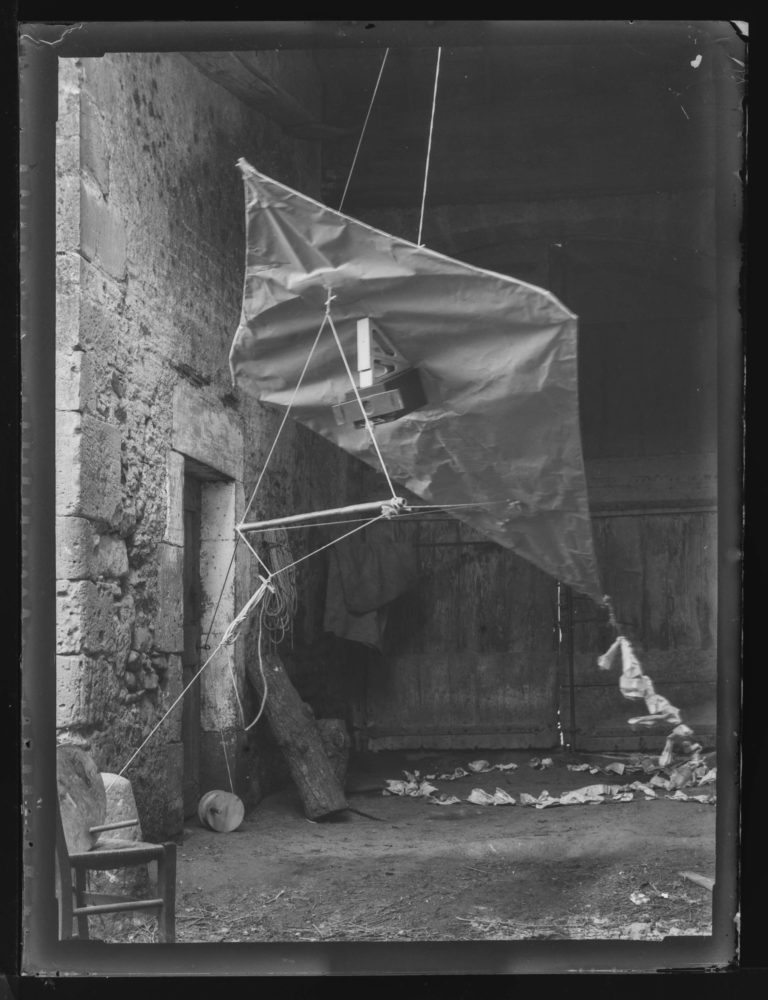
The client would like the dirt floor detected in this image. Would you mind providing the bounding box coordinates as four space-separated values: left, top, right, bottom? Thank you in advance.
99 747 716 944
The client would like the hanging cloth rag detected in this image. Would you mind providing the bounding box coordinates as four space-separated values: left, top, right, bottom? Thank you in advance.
597 635 682 727
323 526 419 651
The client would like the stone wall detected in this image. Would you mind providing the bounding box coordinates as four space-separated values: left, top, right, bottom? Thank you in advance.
55 52 369 839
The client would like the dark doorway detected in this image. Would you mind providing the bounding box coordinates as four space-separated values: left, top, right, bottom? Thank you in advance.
182 470 203 819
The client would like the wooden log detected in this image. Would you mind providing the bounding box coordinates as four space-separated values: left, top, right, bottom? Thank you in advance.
317 718 352 789
247 650 348 819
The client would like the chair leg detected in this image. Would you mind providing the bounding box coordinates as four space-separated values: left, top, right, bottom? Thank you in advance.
73 866 90 940
157 844 176 943
58 864 74 941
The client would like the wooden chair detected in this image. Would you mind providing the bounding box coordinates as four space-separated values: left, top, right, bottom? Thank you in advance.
56 745 177 942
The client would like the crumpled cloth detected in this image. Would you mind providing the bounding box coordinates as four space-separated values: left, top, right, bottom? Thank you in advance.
598 635 682 727
323 525 418 650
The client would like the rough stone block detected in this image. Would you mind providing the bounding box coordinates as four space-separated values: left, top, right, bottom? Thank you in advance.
56 61 82 257
55 348 98 413
81 91 110 196
56 254 82 355
163 450 185 547
154 543 184 652
172 384 243 481
78 266 122 358
100 773 143 838
131 742 184 842
80 177 127 282
56 411 122 525
131 626 152 652
56 516 96 579
157 654 183 743
56 516 129 580
114 590 134 671
56 171 82 262
57 654 120 728
91 773 149 897
57 580 121 656
96 533 130 579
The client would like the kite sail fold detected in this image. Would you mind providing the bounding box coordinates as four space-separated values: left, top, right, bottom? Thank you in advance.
230 159 603 601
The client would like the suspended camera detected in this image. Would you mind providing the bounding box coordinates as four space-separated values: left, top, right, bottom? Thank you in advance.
331 318 427 428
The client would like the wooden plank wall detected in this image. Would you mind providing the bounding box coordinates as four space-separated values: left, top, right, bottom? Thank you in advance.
560 460 718 751
364 517 559 750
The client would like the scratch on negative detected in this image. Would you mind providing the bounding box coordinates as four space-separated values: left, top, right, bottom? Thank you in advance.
19 23 86 48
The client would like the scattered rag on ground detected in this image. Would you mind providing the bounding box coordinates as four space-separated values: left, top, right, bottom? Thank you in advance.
323 526 419 650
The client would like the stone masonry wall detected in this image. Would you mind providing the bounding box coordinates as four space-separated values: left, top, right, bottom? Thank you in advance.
56 52 369 839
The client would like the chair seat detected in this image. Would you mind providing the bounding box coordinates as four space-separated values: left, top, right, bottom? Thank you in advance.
57 745 176 942
94 837 163 851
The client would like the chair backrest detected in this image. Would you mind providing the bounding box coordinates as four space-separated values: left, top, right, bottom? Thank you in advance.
57 744 107 854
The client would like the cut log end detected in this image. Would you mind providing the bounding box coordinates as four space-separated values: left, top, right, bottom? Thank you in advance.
198 790 245 832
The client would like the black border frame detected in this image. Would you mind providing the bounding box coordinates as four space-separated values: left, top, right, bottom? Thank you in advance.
16 18 746 978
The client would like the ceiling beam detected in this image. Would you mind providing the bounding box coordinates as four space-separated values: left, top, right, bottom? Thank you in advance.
183 52 350 140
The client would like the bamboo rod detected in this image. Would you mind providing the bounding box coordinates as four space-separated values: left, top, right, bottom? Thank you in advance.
72 898 164 916
238 498 405 532
679 871 715 891
89 819 139 834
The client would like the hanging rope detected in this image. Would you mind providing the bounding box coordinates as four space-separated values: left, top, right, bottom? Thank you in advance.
260 527 298 647
230 511 388 732
417 47 442 247
339 47 390 213
246 600 267 733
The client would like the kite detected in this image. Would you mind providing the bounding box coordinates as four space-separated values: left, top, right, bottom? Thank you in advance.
102 51 696 796
229 159 603 602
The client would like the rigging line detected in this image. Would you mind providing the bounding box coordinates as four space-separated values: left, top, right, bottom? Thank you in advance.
236 525 271 574
219 724 235 794
108 515 386 785
225 643 254 735
326 310 399 501
105 633 240 791
106 583 278 793
200 528 269 661
339 47 390 214
233 521 388 732
242 311 330 523
417 46 442 248
196 306 331 655
268 512 389 578
201 543 264 661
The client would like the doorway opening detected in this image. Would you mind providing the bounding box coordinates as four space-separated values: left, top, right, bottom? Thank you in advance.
181 456 238 819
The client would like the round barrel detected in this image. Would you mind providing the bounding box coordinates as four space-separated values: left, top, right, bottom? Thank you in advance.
197 790 245 832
